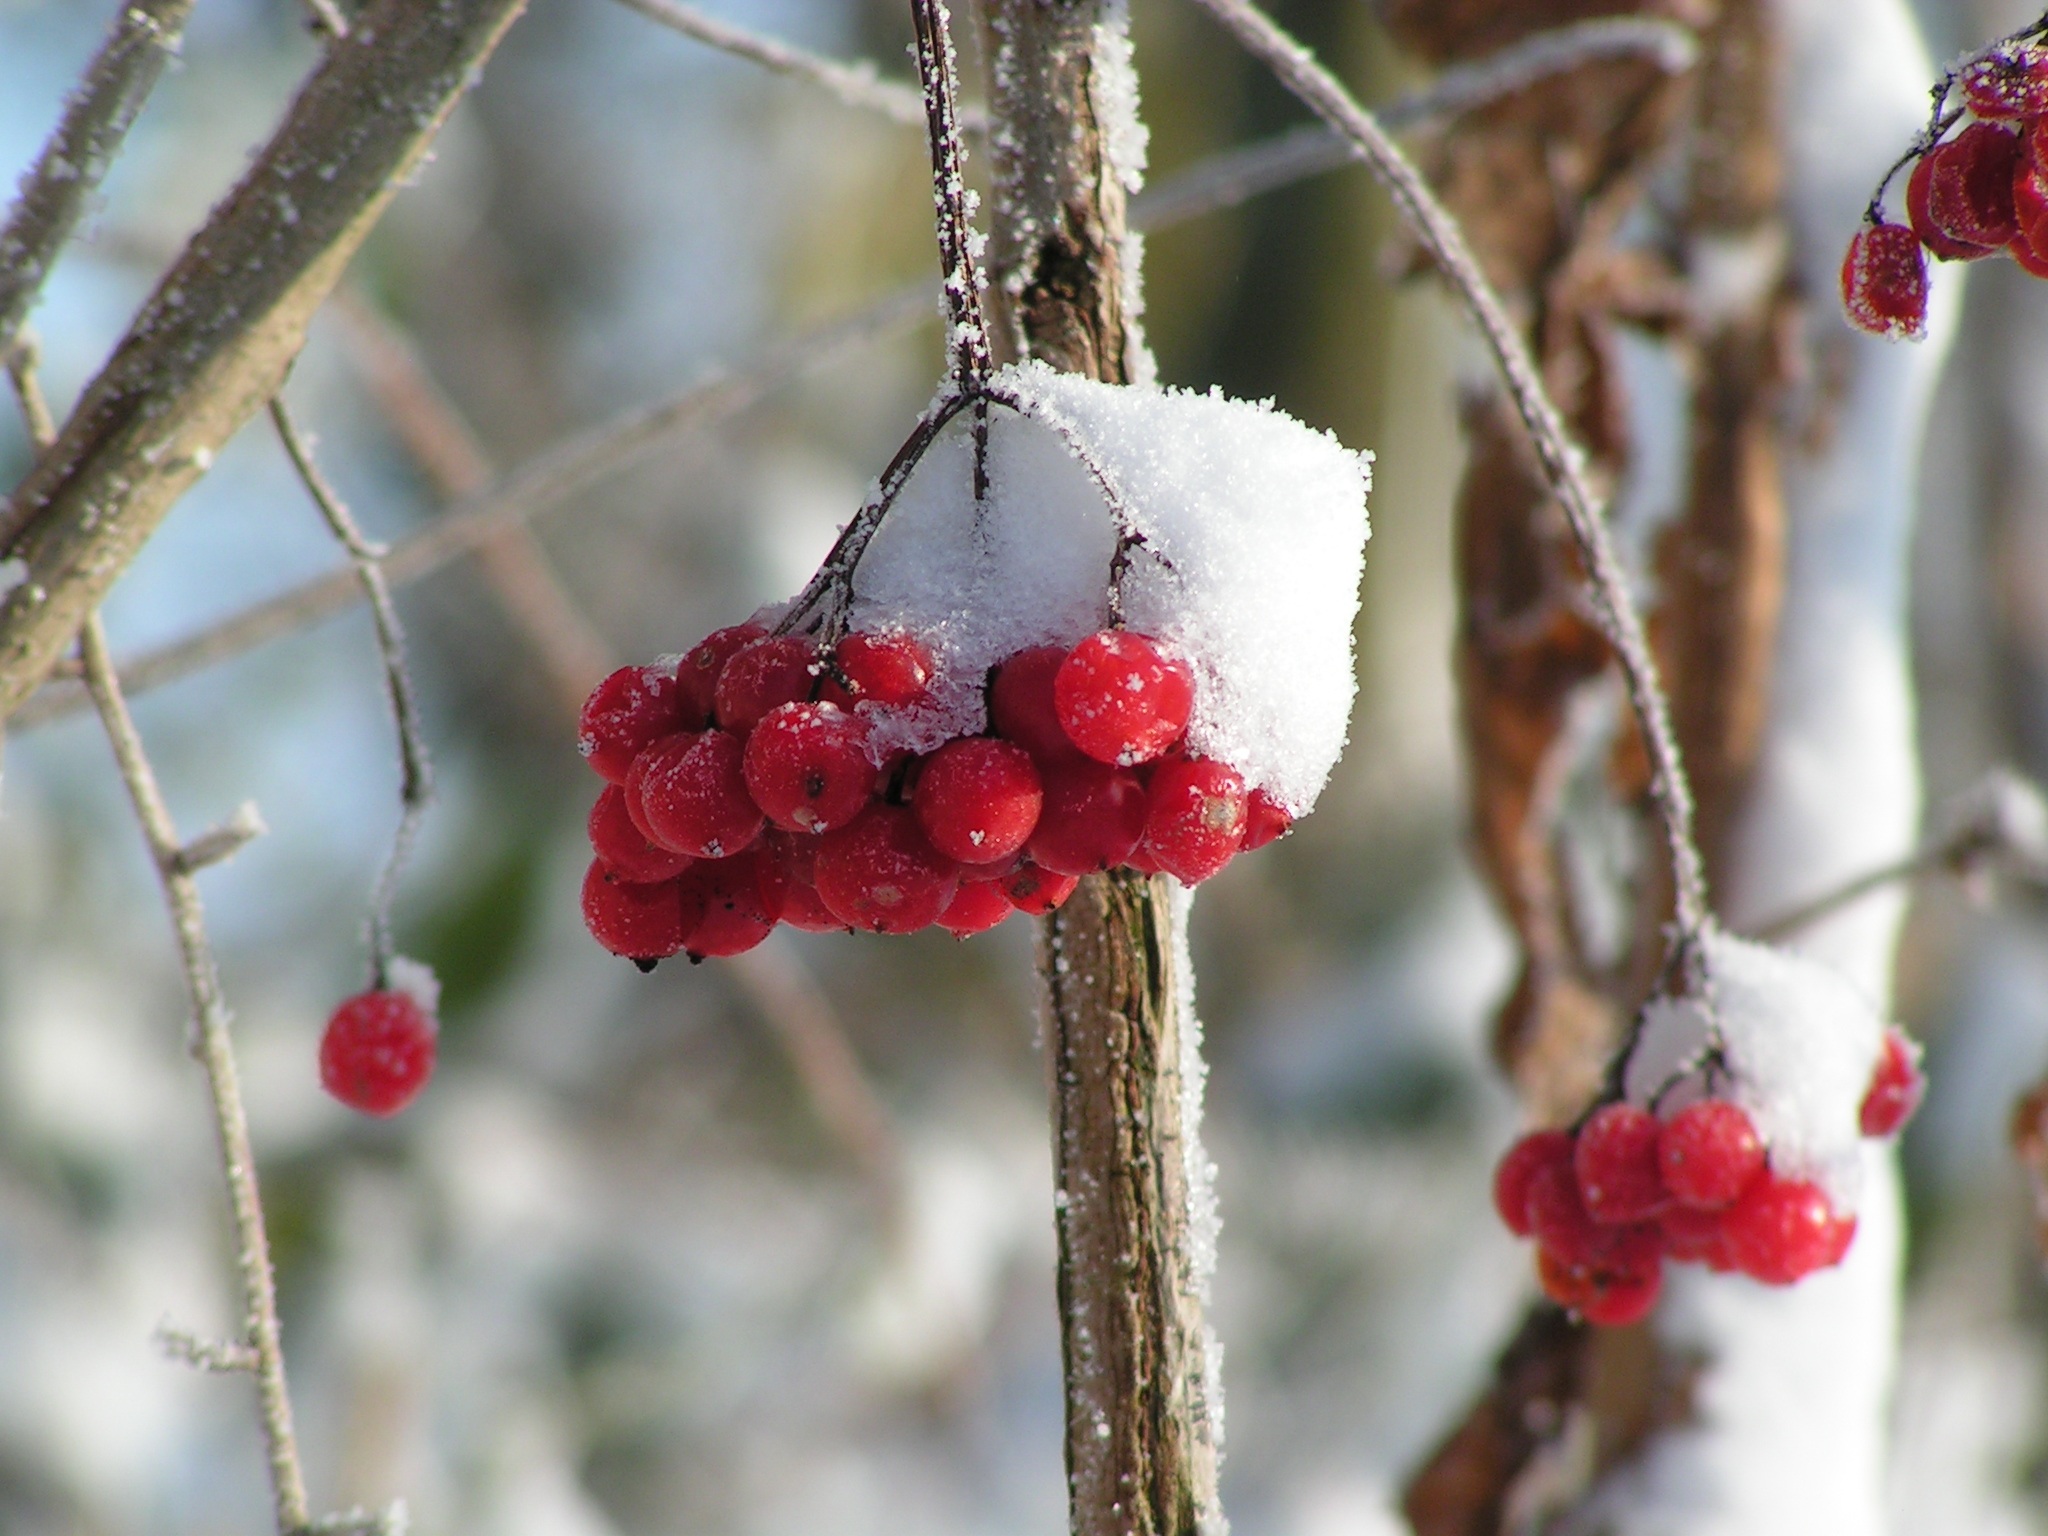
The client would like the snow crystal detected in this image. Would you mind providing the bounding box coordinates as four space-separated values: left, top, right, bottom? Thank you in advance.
384 955 443 1024
1623 931 1887 1210
843 360 1369 814
1090 4 1149 196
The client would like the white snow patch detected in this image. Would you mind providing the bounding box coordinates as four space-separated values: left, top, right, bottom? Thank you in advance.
385 954 442 1024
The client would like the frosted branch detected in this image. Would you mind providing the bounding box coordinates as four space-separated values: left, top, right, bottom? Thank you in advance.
156 1321 259 1375
173 800 269 874
909 0 993 396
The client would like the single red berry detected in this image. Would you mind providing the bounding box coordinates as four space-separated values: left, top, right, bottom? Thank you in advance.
1000 861 1079 914
578 665 691 783
676 622 767 723
827 630 934 708
1575 1103 1668 1224
2013 229 2048 276
914 737 1044 865
1239 788 1293 852
1537 1248 1663 1328
1907 151 1995 261
1723 1173 1856 1285
1841 222 1929 339
2014 157 2048 264
989 645 1086 764
679 850 779 959
1658 1099 1766 1210
936 879 1014 937
1660 1204 1735 1271
814 804 961 934
582 859 698 961
1859 1026 1926 1138
1924 122 2022 248
743 701 875 833
1027 759 1150 876
1493 1129 1574 1238
715 635 818 734
588 785 693 883
320 988 438 1117
1140 756 1248 885
631 729 764 859
1960 44 2048 120
1054 631 1196 766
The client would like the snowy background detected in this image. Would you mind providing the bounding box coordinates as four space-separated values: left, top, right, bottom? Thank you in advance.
1 0 2046 1531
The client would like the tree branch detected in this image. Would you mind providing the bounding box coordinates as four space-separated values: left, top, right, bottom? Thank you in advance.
0 0 532 718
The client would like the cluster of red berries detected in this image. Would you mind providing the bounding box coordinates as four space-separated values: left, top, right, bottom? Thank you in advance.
1493 1027 1926 1326
575 619 1292 964
1843 41 2048 338
319 988 439 1117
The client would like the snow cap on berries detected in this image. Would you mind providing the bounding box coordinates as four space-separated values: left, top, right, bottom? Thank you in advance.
843 360 1370 816
1623 932 1888 1210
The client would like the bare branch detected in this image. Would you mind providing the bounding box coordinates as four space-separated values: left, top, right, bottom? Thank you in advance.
78 611 309 1534
0 0 532 718
4 334 60 447
608 0 946 129
1186 0 1714 971
0 0 197 358
173 800 269 875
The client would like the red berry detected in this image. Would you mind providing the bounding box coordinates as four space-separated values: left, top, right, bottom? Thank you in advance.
631 730 764 859
1000 861 1079 915
1723 1173 1856 1285
1536 1248 1663 1327
814 804 961 934
578 665 691 783
1924 122 2022 249
715 635 818 734
1658 1099 1766 1209
2013 229 2048 277
1054 631 1196 766
1660 1204 1735 1271
582 859 697 960
2014 157 2048 262
1859 1026 1926 1138
1907 151 1995 261
588 785 693 883
1140 756 1247 885
914 737 1044 865
1841 222 1929 340
1574 1103 1668 1224
676 622 767 723
1527 1162 1662 1274
1239 788 1292 852
761 832 845 931
1027 759 1150 875
320 988 438 1117
829 630 933 708
1960 44 2048 120
1493 1129 1574 1238
989 645 1085 764
742 701 875 833
936 879 1014 937
679 850 778 958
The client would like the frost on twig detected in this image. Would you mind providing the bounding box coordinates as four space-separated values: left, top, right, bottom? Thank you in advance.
156 1321 258 1375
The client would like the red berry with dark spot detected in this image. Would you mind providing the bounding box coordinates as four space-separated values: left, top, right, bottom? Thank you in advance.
1000 861 1078 915
581 860 697 961
715 635 818 734
679 850 779 958
1658 1099 1766 1209
1575 1103 1668 1224
828 630 933 708
631 729 764 859
588 785 693 883
1027 759 1150 876
1908 151 1995 261
1859 1026 1926 1138
937 879 1014 937
1841 223 1929 340
1494 1129 1574 1238
676 622 767 722
1054 631 1196 766
1140 756 1248 885
1723 1173 1856 1285
1960 44 2048 120
1537 1248 1663 1328
1239 788 1292 852
743 701 875 833
579 665 691 783
814 804 961 934
1924 122 2022 248
990 645 1085 764
914 737 1044 865
320 988 438 1117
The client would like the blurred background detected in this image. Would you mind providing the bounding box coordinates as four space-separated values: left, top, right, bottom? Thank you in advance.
1 0 2046 1530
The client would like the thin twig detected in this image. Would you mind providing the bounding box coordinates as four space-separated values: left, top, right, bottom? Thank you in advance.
270 398 431 988
299 0 351 41
909 0 992 394
156 1321 260 1375
1187 0 1713 975
0 0 198 358
608 0 951 128
4 335 59 447
77 612 310 1534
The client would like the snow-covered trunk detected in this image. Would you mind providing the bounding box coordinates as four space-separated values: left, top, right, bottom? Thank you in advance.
977 5 1225 1534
